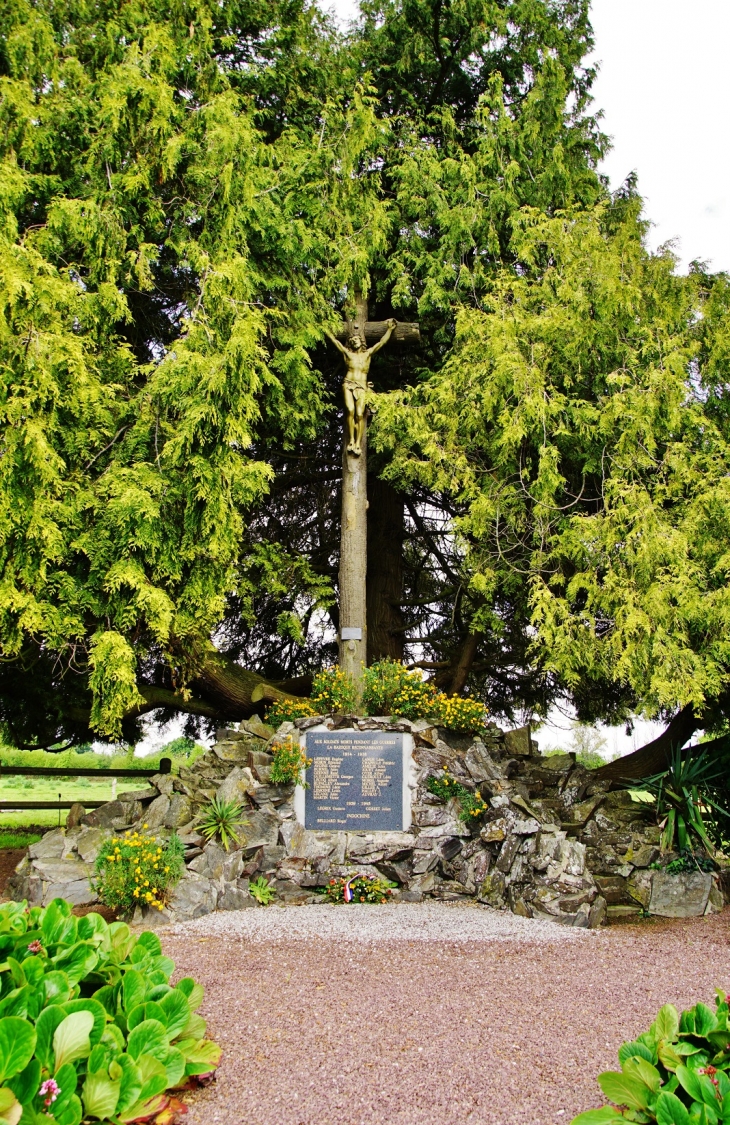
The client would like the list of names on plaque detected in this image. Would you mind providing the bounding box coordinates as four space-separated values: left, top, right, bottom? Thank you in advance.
303 731 405 831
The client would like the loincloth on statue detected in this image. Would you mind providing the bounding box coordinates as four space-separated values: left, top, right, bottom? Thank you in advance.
343 377 367 393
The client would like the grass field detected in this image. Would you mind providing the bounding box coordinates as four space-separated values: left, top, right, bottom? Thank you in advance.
0 776 150 827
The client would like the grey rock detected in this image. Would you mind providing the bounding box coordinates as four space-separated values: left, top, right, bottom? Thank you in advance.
29 829 66 860
151 774 176 796
412 851 439 874
413 805 448 827
120 788 157 803
464 743 502 783
503 727 532 757
164 793 192 829
649 871 713 918
240 717 275 740
167 872 218 920
496 835 522 874
417 818 470 839
705 880 724 915
626 869 653 908
30 859 96 906
212 741 251 763
481 817 510 843
588 895 608 928
66 804 86 830
239 810 281 850
478 870 507 908
540 753 574 772
216 767 260 805
218 884 256 911
75 827 108 865
512 817 541 836
627 843 660 868
143 795 171 830
260 845 286 872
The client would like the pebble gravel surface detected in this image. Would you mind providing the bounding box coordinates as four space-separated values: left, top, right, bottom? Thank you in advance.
161 904 730 1125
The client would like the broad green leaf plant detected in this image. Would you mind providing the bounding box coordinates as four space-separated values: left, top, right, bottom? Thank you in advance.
0 897 220 1124
573 993 730 1125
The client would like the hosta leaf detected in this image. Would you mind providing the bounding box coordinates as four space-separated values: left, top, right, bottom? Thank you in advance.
620 1040 657 1067
127 1020 169 1064
0 988 32 1020
177 1038 221 1075
159 991 190 1042
114 1055 142 1115
81 1069 121 1120
0 1086 22 1125
135 1054 168 1103
42 973 72 1007
40 902 75 949
178 1012 206 1041
122 971 147 1015
0 1019 36 1083
134 934 162 959
52 943 98 988
35 1007 66 1071
6 1058 40 1106
597 1071 651 1111
677 1066 721 1108
117 1093 169 1124
54 1092 83 1125
695 1006 719 1038
127 1003 165 1033
51 1063 82 1120
656 1007 681 1043
624 1057 662 1093
108 925 135 965
161 1048 185 1088
76 914 108 944
175 979 204 1012
656 1092 691 1125
62 1000 106 1047
53 1010 94 1070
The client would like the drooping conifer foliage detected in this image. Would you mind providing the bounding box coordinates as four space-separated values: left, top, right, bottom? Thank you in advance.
1 0 729 771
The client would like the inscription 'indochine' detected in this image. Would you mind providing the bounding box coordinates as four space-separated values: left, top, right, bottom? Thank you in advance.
303 731 405 831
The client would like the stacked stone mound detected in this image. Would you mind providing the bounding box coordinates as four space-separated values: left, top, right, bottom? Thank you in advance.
8 716 726 925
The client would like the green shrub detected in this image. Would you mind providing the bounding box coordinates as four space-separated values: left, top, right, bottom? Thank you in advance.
196 797 247 851
0 897 220 1125
94 830 185 915
269 737 312 787
572 992 730 1124
310 667 358 714
249 876 274 905
634 744 728 854
361 659 438 720
426 772 489 822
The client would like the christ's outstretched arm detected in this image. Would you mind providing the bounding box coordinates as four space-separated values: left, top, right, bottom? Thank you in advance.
324 328 350 357
365 318 397 356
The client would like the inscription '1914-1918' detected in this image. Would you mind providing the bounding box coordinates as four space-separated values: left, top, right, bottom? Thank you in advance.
303 731 405 831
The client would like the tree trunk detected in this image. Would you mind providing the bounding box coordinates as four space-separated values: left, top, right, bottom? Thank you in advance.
367 475 404 664
593 705 700 782
449 632 481 694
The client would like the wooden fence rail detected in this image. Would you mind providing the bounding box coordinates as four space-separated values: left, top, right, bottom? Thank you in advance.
0 757 171 817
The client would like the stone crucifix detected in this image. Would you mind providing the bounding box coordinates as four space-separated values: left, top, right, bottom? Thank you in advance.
325 292 419 689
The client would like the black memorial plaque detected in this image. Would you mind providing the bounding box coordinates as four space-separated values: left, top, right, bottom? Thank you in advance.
304 731 404 831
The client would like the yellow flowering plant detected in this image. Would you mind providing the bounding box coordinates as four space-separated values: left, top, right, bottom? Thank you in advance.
311 666 358 713
93 827 185 914
426 771 489 822
265 698 317 725
362 659 487 731
269 735 313 786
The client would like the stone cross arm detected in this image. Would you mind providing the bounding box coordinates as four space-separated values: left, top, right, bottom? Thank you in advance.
335 320 420 345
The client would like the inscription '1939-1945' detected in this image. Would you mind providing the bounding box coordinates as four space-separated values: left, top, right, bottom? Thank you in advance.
303 731 405 832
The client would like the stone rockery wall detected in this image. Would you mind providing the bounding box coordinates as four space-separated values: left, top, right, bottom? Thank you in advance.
9 717 726 925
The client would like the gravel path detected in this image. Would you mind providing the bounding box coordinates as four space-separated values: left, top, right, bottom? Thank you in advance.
162 904 730 1125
